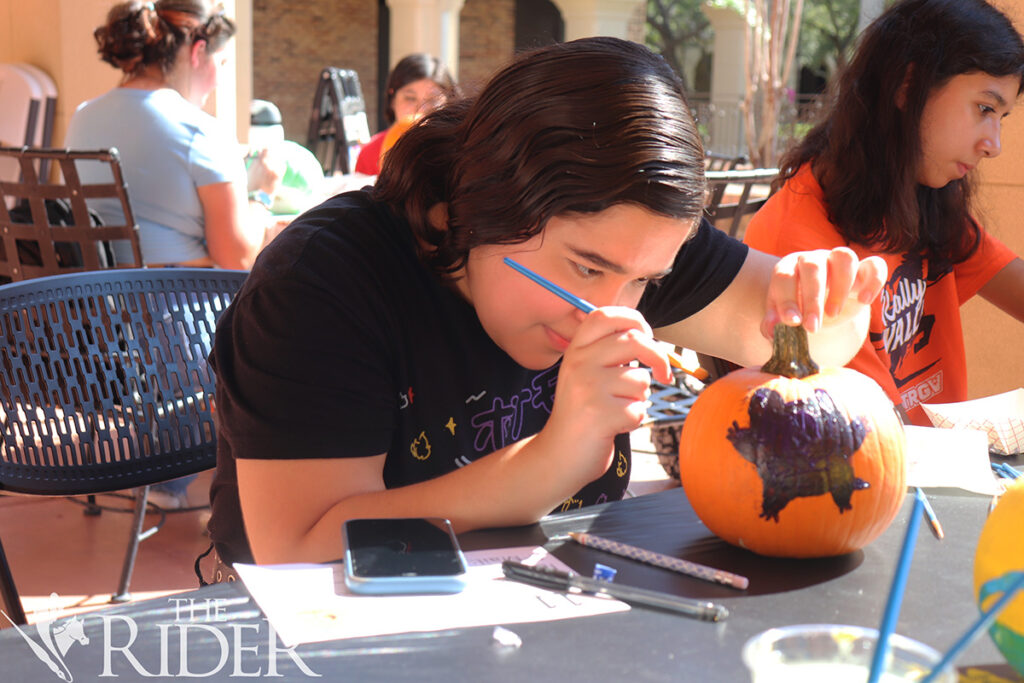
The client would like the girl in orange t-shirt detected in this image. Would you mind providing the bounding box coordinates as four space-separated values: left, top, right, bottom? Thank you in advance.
745 0 1024 425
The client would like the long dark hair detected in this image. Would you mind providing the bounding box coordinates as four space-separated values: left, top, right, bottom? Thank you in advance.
373 37 706 277
94 0 236 77
383 53 460 124
779 0 1024 265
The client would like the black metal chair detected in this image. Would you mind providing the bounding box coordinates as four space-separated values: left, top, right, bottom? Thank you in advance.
0 267 247 624
704 152 747 172
704 168 780 238
306 67 371 175
0 147 144 284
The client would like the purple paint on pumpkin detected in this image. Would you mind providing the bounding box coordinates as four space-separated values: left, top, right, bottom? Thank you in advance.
727 387 870 521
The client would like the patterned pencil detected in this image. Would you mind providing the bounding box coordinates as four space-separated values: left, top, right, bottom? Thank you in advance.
568 531 749 590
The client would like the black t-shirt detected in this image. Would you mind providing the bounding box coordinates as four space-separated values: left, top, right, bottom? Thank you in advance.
208 191 748 565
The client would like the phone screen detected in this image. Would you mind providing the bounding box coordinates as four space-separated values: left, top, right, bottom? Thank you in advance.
345 517 465 578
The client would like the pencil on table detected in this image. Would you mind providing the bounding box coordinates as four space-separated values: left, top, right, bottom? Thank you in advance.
567 531 749 590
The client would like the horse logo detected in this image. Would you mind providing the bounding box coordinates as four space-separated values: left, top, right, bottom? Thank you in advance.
2 593 89 681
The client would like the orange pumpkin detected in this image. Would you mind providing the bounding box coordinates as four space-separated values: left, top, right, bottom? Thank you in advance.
678 324 906 558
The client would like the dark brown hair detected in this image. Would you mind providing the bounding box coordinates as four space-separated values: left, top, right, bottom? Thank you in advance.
373 37 706 277
780 0 1024 266
384 53 460 124
94 0 236 77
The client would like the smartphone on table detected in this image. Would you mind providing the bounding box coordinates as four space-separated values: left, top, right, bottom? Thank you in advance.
342 517 468 595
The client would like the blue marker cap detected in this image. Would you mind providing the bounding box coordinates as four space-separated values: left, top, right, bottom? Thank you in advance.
592 563 618 582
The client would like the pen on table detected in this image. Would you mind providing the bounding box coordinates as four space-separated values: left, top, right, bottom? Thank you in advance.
915 487 944 541
503 257 709 382
568 531 749 590
500 560 729 622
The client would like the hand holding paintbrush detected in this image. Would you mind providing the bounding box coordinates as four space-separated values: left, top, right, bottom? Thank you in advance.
503 257 709 382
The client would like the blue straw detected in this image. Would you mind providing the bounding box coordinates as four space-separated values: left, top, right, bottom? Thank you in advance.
502 257 597 313
867 488 926 683
920 571 1024 683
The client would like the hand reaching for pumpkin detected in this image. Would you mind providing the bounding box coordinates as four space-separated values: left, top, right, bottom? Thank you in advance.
762 246 887 336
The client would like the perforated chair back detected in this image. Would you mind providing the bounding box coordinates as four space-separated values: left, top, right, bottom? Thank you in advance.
0 268 244 494
0 268 247 622
306 68 371 175
0 147 144 283
705 168 780 238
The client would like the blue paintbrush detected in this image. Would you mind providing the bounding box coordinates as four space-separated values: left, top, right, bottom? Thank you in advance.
867 487 926 683
503 257 708 381
920 570 1024 683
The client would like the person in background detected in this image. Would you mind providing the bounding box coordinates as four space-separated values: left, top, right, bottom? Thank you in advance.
66 0 280 509
354 53 459 176
247 99 326 216
744 0 1024 426
65 0 280 272
203 37 885 573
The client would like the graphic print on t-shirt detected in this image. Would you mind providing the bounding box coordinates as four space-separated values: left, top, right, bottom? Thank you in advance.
875 253 940 389
410 431 431 460
469 366 558 454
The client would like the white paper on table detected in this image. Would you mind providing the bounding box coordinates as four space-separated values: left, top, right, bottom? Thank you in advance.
903 424 1000 495
921 388 1024 455
234 546 629 648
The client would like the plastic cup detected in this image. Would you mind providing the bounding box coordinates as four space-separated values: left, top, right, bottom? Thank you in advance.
741 624 957 683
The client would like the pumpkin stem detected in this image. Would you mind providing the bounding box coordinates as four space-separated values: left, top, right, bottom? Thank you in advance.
760 323 819 378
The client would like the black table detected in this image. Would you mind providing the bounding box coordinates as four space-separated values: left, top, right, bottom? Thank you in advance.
3 472 1022 682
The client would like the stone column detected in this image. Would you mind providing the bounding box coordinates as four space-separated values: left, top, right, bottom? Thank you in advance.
701 3 747 157
551 0 646 41
386 0 466 78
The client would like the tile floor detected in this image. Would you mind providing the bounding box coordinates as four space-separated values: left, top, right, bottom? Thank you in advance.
0 430 678 627
0 470 216 626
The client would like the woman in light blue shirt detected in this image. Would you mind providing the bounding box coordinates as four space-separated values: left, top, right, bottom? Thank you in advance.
66 0 274 270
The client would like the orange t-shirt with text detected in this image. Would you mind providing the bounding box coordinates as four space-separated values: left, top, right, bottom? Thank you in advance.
744 165 1015 425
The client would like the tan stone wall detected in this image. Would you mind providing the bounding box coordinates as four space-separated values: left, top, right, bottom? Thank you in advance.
458 0 516 97
964 0 1024 398
253 0 379 143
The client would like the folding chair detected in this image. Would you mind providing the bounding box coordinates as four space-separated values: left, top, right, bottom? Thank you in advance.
0 267 248 624
704 168 780 238
306 67 371 175
0 147 144 284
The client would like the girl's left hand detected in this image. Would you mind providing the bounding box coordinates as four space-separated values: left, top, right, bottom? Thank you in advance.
761 247 887 338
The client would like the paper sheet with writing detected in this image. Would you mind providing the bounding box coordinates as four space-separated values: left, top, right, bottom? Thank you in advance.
904 425 1000 495
235 546 629 647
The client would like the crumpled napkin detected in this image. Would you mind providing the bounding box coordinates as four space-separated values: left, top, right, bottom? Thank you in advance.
921 388 1024 455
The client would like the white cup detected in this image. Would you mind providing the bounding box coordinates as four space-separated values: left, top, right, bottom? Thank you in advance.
741 624 956 683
